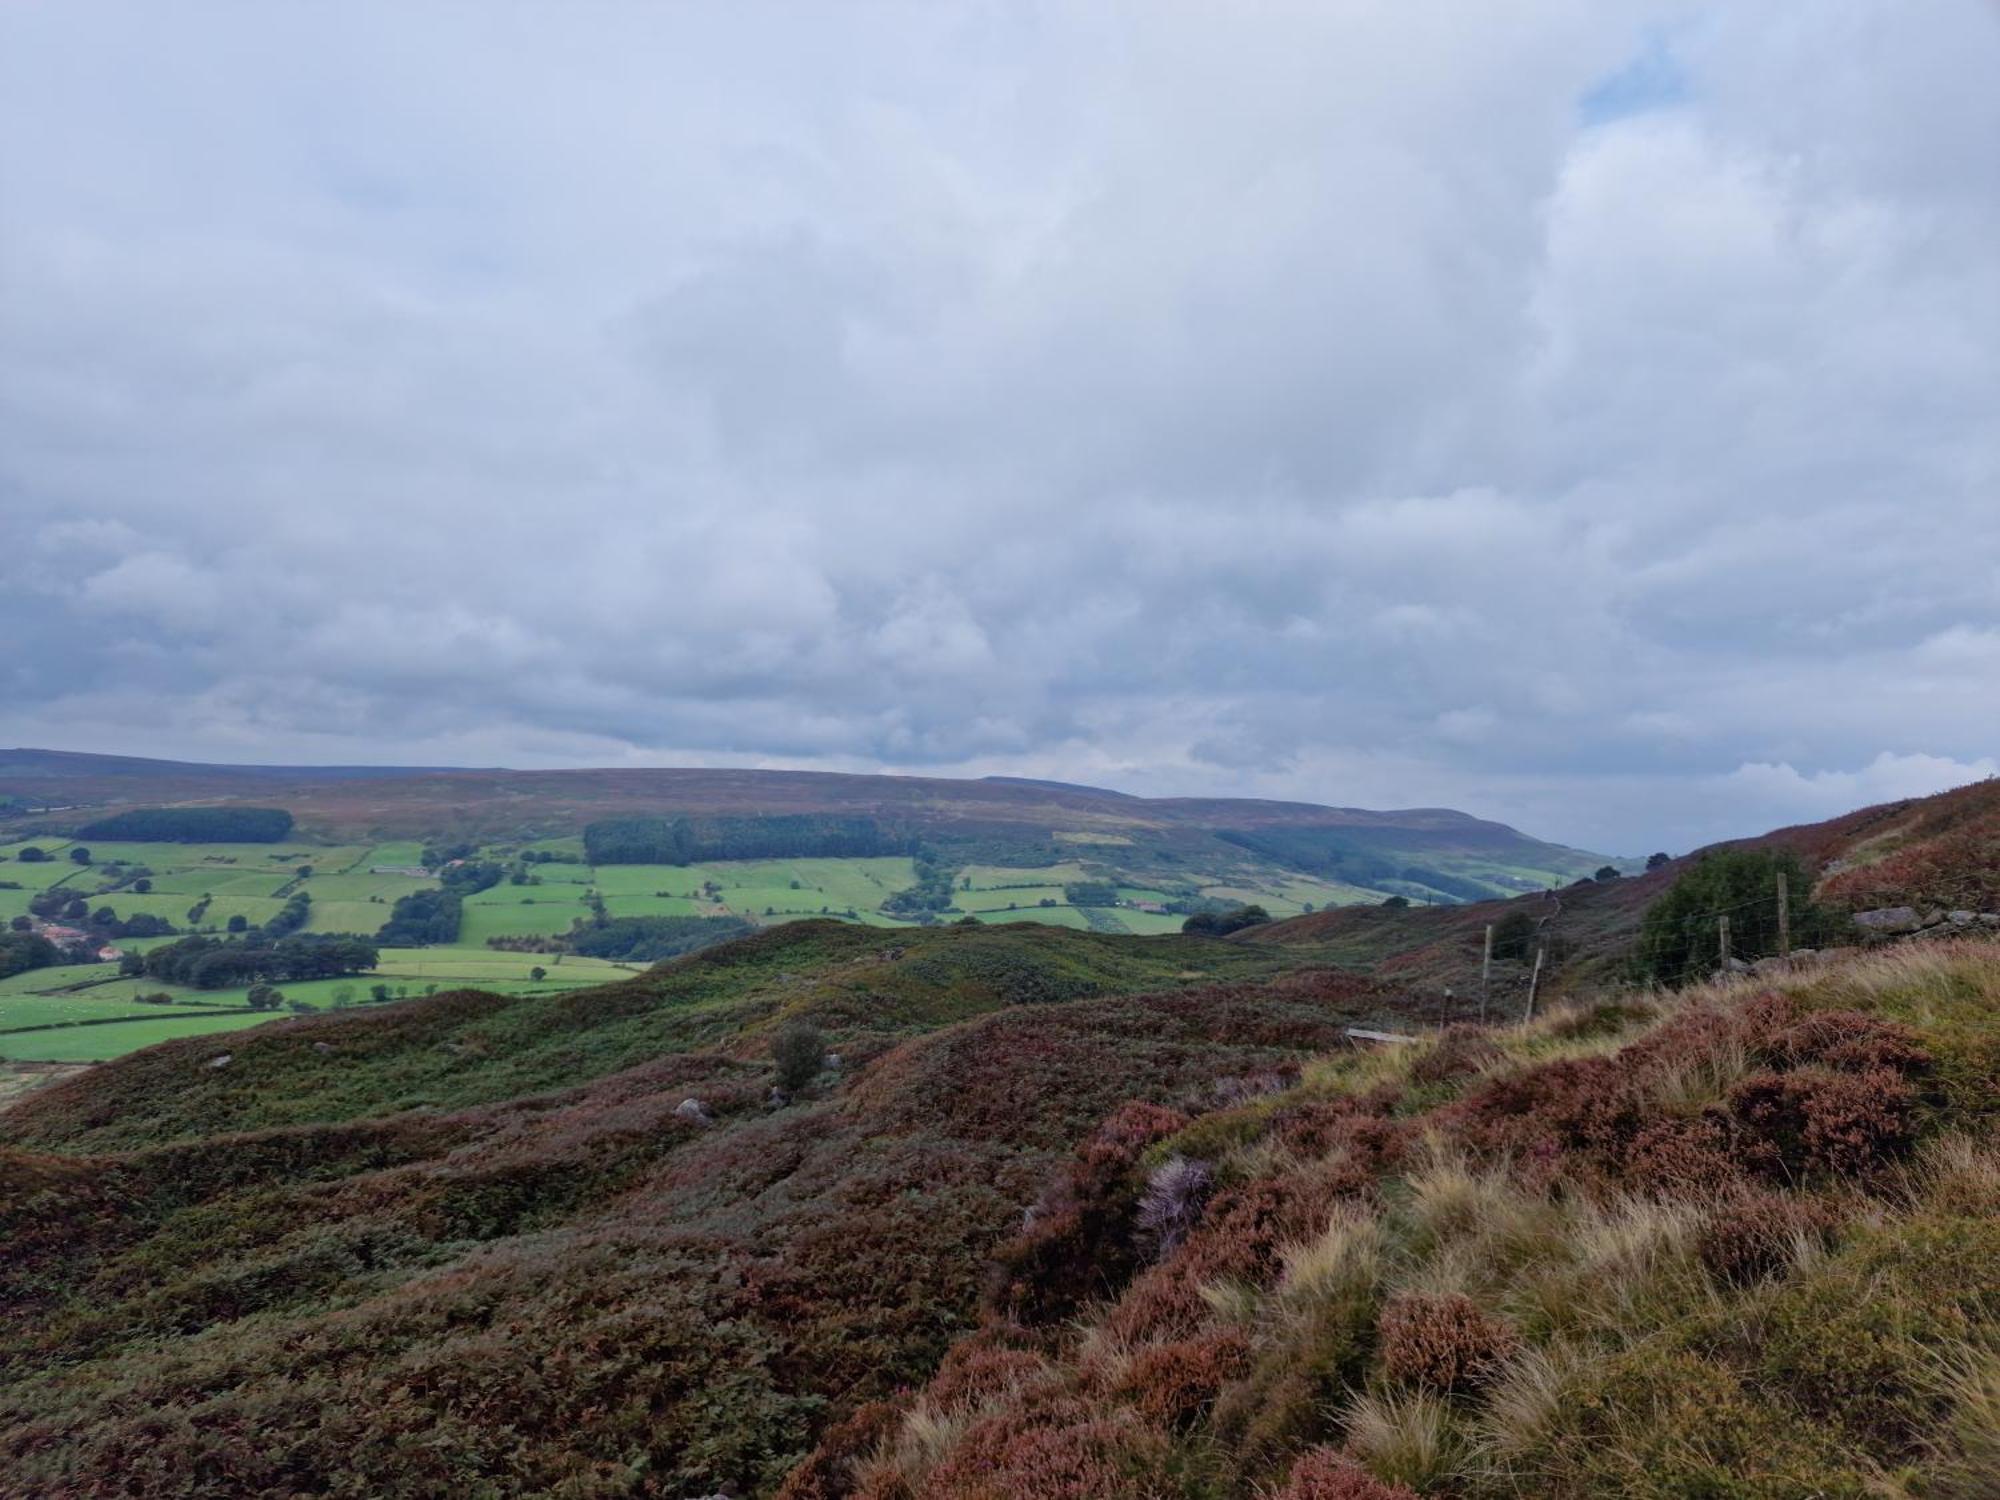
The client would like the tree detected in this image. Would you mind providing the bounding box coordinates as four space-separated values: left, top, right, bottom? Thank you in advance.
1595 865 1621 882
332 984 356 1008
119 952 145 976
9 916 30 933
16 846 50 863
296 865 313 879
227 914 249 934
1635 848 1834 986
1182 905 1271 936
286 998 318 1014
246 984 282 1011
370 983 391 1003
1381 895 1411 909
62 898 87 920
1646 852 1672 871
772 1021 827 1093
133 878 152 892
69 846 92 864
529 965 547 982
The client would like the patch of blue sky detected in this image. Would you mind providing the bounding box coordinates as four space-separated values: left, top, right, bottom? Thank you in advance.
1579 31 1690 126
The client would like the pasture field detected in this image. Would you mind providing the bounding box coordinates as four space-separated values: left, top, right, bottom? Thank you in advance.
975 904 1093 929
459 896 596 943
595 893 707 922
0 1010 284 1062
7 833 1394 1010
0 992 235 1030
0 944 639 1061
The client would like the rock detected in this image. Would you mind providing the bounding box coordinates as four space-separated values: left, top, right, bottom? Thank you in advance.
824 1053 842 1070
1980 913 2000 927
1853 906 1926 935
765 1087 790 1110
673 1097 713 1128
312 1041 334 1055
1947 910 1977 926
206 1053 232 1069
1723 956 1753 975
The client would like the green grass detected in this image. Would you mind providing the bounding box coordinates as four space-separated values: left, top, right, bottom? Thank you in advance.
976 905 1094 929
597 893 708 922
0 962 120 997
0 993 237 1031
459 898 594 943
0 1009 282 1061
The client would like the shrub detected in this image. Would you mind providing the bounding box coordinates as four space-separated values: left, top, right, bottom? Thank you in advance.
1727 1067 1918 1177
1697 1191 1841 1285
1760 1214 2000 1453
1634 847 1836 985
988 1102 1189 1326
1274 1449 1419 1500
773 1021 828 1093
924 1398 1173 1500
1134 1156 1212 1257
1114 1328 1251 1428
1377 1292 1518 1393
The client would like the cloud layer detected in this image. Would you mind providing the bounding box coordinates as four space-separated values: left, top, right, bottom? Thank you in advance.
3 2 1996 851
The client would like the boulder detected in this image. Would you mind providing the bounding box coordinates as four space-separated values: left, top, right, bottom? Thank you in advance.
206 1053 233 1069
1947 910 1978 926
1853 907 1926 935
673 1097 713 1128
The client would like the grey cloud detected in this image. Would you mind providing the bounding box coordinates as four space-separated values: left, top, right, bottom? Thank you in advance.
2 1 1997 852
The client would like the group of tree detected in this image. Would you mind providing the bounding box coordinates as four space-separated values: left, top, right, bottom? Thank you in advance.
75 807 294 842
1062 880 1121 908
0 929 65 979
261 891 312 939
1635 847 1838 985
121 933 378 990
376 888 463 946
14 845 52 863
564 914 754 963
583 814 901 866
1181 904 1272 936
881 852 960 918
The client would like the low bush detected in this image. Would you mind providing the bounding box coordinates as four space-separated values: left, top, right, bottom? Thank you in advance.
1376 1291 1517 1393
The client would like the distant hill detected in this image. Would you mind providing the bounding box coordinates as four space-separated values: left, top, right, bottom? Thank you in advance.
0 748 1609 902
3 796 1994 1495
1243 773 2000 1006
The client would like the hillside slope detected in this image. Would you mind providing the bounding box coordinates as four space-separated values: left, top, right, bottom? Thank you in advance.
0 749 1608 900
1 923 1401 1497
1244 776 2000 1009
795 940 1999 1499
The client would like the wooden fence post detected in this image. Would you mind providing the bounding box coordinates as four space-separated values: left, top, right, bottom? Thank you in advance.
1480 923 1493 1023
1776 873 1790 958
1523 943 1545 1025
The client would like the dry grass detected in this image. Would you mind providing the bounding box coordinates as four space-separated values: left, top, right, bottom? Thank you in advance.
1278 1201 1384 1303
1340 1389 1470 1491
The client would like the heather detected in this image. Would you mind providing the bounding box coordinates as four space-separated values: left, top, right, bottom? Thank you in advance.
814 940 1999 1499
0 922 1378 1497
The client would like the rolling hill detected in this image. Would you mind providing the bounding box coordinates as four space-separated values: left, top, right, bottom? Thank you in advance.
1 780 1993 1497
0 748 1612 904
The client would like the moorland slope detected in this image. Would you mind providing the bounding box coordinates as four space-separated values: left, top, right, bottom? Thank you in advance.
2 782 1995 1498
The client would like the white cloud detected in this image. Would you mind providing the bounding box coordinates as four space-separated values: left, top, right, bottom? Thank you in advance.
1 1 1996 852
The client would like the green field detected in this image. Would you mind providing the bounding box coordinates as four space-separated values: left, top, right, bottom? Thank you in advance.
0 1010 285 1061
1 832 1413 1069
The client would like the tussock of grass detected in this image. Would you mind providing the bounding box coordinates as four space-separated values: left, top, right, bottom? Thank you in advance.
846 937 2000 1499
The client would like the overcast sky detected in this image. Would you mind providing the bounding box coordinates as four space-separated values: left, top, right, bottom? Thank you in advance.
2 2 1996 853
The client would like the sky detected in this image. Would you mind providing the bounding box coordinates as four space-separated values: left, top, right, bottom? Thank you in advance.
2 2 1996 855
